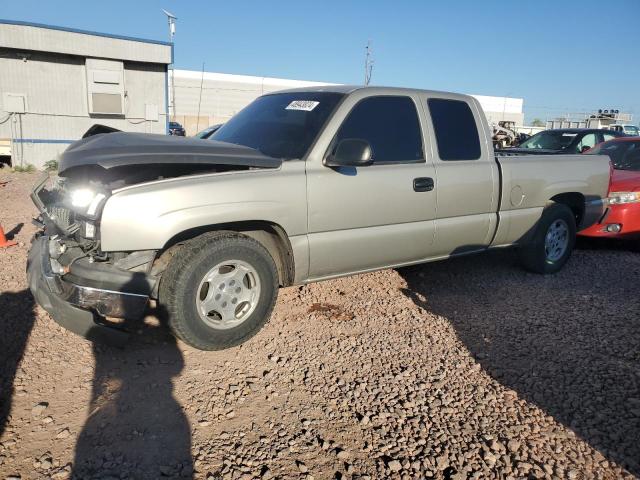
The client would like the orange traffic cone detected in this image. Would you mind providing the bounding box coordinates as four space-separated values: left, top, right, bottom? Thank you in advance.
0 224 17 248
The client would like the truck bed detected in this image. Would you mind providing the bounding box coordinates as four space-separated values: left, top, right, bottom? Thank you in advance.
491 152 611 246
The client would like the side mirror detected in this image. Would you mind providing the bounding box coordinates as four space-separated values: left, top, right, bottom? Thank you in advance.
580 145 591 153
325 138 373 167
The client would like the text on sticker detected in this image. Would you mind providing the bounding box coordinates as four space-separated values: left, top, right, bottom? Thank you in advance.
286 100 320 111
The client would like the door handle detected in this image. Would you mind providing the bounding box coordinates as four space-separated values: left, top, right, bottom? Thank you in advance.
413 177 434 192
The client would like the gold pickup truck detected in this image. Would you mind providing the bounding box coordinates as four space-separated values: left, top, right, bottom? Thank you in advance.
28 86 611 350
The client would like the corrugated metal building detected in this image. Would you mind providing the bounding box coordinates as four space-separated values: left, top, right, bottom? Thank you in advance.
0 20 172 168
170 70 332 135
472 94 524 125
171 69 525 136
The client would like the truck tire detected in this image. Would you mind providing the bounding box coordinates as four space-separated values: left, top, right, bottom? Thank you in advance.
518 203 576 274
159 231 279 350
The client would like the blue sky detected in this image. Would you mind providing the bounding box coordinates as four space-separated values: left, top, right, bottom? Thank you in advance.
2 0 639 123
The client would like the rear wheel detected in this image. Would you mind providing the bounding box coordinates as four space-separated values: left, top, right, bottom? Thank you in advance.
159 232 278 350
519 203 576 274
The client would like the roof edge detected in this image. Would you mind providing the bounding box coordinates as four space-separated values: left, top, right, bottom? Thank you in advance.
0 18 172 47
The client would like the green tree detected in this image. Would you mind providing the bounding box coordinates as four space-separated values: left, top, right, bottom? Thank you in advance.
531 118 545 127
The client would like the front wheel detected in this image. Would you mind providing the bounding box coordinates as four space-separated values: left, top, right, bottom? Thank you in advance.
159 232 279 350
519 203 576 274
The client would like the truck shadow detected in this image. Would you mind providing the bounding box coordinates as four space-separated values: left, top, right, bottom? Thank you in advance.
72 295 193 478
0 289 36 438
576 235 640 254
398 249 640 476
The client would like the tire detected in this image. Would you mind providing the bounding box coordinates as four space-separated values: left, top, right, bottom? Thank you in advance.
518 203 576 274
159 231 279 350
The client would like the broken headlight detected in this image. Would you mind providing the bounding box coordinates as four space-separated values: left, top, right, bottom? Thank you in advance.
68 188 108 219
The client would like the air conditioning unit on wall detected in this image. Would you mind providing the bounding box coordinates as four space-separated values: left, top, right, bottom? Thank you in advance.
86 58 124 116
2 92 27 113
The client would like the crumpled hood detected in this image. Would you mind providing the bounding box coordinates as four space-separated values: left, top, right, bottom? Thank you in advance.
58 132 281 176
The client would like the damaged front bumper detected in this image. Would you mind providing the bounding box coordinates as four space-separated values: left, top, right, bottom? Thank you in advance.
27 235 153 346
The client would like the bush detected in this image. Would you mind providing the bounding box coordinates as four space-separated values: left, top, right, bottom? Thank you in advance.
13 164 36 173
44 158 59 172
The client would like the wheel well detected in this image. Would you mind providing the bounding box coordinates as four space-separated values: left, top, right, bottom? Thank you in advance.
156 221 295 287
550 192 585 226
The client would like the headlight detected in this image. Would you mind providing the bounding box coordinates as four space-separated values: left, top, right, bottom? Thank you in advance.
607 192 640 205
70 188 96 208
69 188 108 217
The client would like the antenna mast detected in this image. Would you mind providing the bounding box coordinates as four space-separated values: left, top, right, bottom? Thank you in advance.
162 9 177 122
364 40 374 86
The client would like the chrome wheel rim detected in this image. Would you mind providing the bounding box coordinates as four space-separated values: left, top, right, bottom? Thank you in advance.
196 260 261 330
545 219 569 262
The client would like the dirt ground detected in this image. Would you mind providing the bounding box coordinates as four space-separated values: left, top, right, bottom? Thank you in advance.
1 170 639 480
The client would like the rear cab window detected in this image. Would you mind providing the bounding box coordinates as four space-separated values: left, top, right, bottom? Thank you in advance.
603 133 619 142
427 98 481 161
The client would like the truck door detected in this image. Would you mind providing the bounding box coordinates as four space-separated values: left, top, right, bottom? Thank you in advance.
305 92 437 280
421 95 499 256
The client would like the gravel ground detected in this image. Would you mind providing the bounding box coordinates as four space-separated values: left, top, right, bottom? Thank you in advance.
1 170 639 480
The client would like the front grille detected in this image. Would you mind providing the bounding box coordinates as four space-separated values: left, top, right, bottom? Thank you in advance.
48 206 74 230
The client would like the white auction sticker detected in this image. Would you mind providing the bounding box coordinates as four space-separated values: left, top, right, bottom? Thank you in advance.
285 100 320 111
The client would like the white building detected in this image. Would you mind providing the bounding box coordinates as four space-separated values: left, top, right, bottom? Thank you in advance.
0 20 172 168
0 18 525 168
471 94 524 126
171 69 524 135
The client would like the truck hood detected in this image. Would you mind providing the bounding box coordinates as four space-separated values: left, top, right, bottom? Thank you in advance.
58 132 281 176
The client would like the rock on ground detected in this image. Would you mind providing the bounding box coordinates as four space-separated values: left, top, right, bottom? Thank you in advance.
1 171 639 479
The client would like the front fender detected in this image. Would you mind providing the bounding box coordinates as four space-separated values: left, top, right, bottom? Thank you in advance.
99 164 307 252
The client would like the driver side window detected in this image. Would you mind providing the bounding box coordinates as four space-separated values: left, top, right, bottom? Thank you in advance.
576 133 597 153
333 96 424 164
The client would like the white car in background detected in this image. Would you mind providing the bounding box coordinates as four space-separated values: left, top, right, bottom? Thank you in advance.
608 124 639 136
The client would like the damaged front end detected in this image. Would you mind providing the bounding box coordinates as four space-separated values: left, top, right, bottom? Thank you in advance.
26 129 282 345
28 172 157 346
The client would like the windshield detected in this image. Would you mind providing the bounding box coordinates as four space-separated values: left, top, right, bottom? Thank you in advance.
195 125 220 139
517 130 577 150
588 140 640 171
623 126 639 136
210 92 344 159
195 127 213 138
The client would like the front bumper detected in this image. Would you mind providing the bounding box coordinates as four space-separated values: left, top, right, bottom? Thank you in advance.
27 236 151 346
579 203 640 239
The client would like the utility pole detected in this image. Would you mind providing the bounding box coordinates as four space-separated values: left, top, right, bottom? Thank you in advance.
364 40 374 86
163 9 177 121
196 62 205 132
